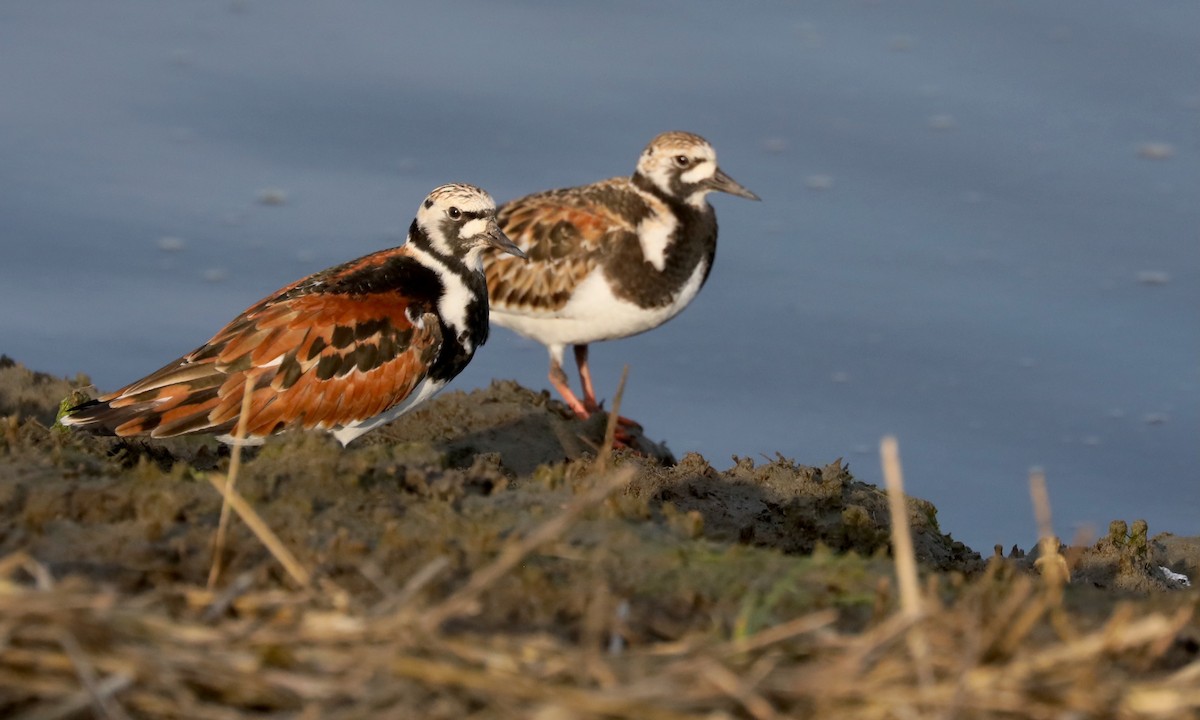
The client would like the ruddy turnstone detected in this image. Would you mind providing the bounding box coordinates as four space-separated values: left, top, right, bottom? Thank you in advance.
483 131 758 422
61 183 526 446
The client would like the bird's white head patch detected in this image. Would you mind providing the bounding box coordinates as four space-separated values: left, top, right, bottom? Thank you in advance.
635 131 719 206
416 183 499 259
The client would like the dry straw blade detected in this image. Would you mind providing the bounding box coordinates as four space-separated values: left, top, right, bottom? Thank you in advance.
204 385 312 590
204 473 312 589
207 386 254 589
595 364 630 473
880 435 934 700
1030 467 1071 587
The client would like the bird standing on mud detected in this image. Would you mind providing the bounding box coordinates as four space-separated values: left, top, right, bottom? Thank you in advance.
483 131 758 427
61 183 526 446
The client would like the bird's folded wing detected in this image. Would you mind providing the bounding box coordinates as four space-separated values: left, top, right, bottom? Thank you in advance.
89 291 442 438
486 183 640 315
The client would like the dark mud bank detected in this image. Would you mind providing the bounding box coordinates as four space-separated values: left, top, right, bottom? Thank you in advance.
0 355 1193 593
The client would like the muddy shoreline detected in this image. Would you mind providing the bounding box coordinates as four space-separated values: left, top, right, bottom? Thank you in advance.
2 354 1198 716
2 354 1193 589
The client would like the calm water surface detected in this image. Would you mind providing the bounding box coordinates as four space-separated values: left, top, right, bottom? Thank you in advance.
1 1 1196 550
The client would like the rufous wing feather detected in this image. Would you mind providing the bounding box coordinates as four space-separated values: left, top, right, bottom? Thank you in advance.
64 288 443 440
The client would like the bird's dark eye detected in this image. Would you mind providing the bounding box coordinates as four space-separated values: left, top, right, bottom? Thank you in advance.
674 155 690 168
448 207 462 219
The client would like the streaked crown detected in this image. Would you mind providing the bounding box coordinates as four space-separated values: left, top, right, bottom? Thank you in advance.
423 182 497 212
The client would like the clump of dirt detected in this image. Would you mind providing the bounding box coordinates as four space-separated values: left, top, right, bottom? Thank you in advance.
370 379 676 473
1016 518 1200 592
630 452 982 573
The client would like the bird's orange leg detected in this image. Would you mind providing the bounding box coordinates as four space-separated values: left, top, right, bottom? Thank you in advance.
575 344 601 414
549 355 590 419
574 345 641 440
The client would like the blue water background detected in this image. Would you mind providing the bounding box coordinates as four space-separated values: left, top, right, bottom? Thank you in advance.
2 2 1196 551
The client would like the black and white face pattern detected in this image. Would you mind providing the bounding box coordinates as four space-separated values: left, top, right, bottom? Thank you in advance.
636 132 719 207
417 183 521 268
635 131 759 209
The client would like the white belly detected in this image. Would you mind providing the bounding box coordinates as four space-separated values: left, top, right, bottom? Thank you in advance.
491 260 708 347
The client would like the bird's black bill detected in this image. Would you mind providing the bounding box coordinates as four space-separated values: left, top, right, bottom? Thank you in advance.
486 224 527 260
708 168 760 201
